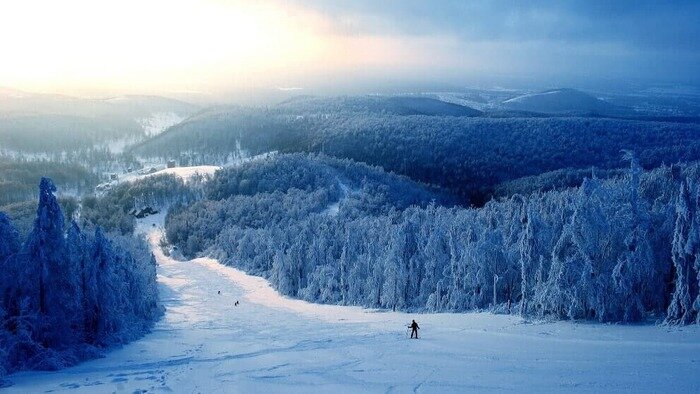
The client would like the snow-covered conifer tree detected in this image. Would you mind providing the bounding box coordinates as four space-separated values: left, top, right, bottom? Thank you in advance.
612 153 656 322
518 203 535 315
666 181 697 324
66 221 91 342
24 178 65 317
21 177 72 350
0 213 20 263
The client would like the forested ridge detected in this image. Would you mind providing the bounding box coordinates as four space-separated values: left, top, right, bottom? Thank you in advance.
134 107 700 203
0 157 102 207
166 154 451 257
166 153 700 324
0 115 141 153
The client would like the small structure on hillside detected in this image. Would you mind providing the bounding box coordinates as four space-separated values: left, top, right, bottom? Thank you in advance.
130 206 159 219
167 160 177 168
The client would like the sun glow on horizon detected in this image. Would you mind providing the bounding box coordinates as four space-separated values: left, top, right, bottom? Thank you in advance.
0 0 354 94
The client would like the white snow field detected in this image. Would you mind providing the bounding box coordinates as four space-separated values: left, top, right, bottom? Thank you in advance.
6 230 700 393
115 165 221 185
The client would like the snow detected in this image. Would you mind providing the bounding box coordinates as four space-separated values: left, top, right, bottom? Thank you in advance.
434 94 491 111
321 180 351 217
138 112 185 136
134 211 168 234
147 166 220 183
501 88 622 114
105 136 141 154
99 152 279 191
502 89 560 103
99 165 220 191
322 202 340 216
5 224 700 392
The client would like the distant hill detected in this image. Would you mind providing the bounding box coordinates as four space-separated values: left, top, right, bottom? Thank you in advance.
278 95 482 116
132 106 700 204
501 88 630 115
0 89 197 119
0 89 199 152
0 156 100 206
0 114 132 152
205 153 452 206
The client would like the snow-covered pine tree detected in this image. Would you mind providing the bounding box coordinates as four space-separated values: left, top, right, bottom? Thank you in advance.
338 238 349 304
0 212 21 370
612 153 656 322
23 178 64 313
91 227 118 344
23 178 70 348
685 183 700 323
518 202 535 315
666 181 697 324
402 212 423 309
0 213 20 264
364 219 388 308
421 210 450 311
66 221 91 343
381 223 408 311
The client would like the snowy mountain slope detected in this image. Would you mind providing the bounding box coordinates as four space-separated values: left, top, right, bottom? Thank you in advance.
501 88 630 115
138 112 187 137
6 229 700 393
431 89 521 112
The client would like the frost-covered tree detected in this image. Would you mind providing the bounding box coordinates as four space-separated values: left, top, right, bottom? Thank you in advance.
24 178 65 318
666 181 699 324
0 213 20 263
0 178 161 376
66 222 95 343
165 153 700 324
518 203 535 315
612 154 656 322
0 213 22 360
381 222 410 311
421 209 450 311
17 177 80 354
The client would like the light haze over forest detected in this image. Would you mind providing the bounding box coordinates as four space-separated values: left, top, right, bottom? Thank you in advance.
1 0 698 102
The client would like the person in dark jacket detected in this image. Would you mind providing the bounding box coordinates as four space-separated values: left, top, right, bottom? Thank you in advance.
409 320 420 339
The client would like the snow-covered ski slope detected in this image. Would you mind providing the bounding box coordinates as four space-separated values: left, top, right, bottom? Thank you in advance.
7 231 700 393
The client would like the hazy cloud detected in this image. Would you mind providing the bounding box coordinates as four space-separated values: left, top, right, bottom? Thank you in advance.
283 0 700 85
292 1 699 50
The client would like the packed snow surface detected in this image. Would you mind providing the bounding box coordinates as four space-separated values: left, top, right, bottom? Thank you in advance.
101 165 220 190
147 166 220 182
7 230 700 393
101 153 277 190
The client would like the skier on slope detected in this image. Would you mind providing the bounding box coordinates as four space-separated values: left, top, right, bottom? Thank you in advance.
409 320 420 339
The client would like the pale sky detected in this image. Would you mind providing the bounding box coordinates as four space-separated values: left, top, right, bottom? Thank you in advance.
1 0 698 98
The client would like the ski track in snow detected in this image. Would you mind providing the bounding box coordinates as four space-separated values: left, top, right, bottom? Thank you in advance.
6 230 700 393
